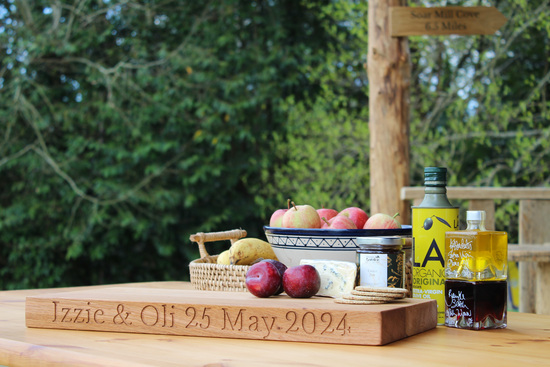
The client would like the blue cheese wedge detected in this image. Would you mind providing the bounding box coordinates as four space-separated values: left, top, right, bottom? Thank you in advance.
299 259 358 298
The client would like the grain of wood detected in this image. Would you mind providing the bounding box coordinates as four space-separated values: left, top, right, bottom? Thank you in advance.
25 287 437 346
3 282 550 366
520 200 550 314
390 6 507 36
368 0 411 225
401 187 550 200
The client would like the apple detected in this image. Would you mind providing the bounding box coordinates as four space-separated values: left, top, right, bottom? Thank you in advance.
282 265 321 298
321 215 357 229
339 207 369 229
282 202 322 229
269 199 291 227
245 261 283 298
317 207 338 222
262 259 288 294
364 212 402 229
269 209 287 227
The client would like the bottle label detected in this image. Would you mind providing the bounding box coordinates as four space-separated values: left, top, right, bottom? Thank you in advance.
358 252 403 288
445 231 508 281
412 207 459 324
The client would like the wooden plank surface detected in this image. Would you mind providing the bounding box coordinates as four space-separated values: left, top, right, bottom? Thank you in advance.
25 287 437 346
390 6 507 36
3 282 550 366
401 186 550 200
508 244 550 262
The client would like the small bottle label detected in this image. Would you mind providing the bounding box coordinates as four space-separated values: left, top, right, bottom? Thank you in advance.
358 252 403 288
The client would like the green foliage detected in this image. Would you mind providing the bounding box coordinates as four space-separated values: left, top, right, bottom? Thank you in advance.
407 0 550 240
0 0 549 289
0 0 336 289
257 1 370 214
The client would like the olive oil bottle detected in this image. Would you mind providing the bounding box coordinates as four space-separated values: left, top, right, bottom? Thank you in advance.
412 167 459 325
445 210 508 281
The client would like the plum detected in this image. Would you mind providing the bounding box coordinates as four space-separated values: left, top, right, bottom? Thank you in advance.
245 261 283 298
282 265 321 298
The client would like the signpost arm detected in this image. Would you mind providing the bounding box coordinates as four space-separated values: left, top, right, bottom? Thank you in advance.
368 0 411 224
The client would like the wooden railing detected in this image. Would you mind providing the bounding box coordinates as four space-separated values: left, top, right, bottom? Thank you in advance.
401 186 550 314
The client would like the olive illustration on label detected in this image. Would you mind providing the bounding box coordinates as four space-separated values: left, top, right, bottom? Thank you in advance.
423 215 451 230
423 217 434 230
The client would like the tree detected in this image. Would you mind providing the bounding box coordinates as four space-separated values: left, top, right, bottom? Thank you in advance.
0 0 341 288
0 0 549 289
258 1 371 213
406 0 550 237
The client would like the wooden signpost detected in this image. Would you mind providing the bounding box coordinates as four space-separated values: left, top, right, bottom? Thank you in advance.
368 4 507 225
390 6 508 36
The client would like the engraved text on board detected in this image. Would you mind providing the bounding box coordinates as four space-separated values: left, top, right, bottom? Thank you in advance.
49 300 353 339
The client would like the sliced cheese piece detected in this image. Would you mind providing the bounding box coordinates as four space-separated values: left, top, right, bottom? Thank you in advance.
300 259 358 298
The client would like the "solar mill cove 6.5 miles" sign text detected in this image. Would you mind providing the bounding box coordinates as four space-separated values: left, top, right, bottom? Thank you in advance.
390 7 507 36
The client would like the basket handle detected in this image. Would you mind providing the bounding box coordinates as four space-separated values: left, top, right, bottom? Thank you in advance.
189 229 247 258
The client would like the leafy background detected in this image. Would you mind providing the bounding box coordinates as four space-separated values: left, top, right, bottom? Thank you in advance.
1 0 549 289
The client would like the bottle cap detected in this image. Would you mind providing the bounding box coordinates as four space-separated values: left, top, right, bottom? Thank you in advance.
467 210 485 222
356 237 405 249
424 167 447 186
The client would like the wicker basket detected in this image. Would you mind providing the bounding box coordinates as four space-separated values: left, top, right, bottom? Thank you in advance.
188 229 249 292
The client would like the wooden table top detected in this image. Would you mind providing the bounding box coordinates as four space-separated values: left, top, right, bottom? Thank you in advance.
2 281 550 367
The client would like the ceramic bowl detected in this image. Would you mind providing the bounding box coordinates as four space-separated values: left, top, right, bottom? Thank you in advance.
263 225 412 267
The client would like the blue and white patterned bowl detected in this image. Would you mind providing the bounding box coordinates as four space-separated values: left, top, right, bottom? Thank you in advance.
264 225 412 267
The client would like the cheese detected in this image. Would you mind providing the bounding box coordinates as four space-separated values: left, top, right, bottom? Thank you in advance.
300 259 358 298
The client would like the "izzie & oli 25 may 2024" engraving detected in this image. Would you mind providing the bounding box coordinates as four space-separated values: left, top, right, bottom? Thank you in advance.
50 300 352 339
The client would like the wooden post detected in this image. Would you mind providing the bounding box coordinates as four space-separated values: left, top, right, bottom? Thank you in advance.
368 0 411 224
519 200 550 314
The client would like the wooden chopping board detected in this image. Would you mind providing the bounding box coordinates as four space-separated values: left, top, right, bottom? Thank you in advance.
25 287 437 346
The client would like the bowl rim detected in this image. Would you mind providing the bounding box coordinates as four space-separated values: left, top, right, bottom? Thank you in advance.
263 225 412 237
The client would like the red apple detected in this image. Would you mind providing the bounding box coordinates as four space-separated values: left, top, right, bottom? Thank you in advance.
282 265 321 298
339 207 369 229
263 259 288 295
282 202 321 229
321 215 357 229
269 209 287 227
269 199 291 227
317 207 338 222
245 261 283 298
363 212 402 229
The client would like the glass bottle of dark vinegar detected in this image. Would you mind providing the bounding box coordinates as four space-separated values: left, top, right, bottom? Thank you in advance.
445 280 507 330
444 210 508 330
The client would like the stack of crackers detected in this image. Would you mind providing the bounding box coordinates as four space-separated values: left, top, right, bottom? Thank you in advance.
335 286 409 305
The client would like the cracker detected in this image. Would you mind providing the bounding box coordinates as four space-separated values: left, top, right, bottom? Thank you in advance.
354 286 408 295
334 298 386 305
343 294 396 302
351 289 405 299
